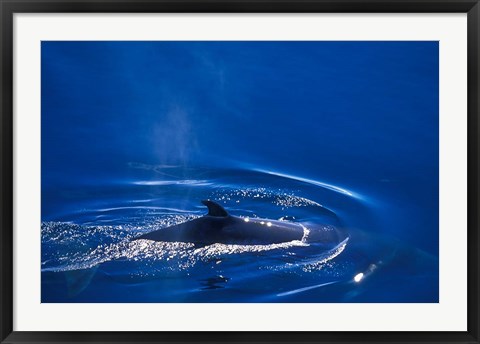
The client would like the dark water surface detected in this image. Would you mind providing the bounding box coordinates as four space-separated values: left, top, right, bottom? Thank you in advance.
41 41 439 302
41 166 438 302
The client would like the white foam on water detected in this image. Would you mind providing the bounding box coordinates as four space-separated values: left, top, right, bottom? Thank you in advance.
277 280 339 297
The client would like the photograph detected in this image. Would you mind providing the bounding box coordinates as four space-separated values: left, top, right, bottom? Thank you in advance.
40 40 440 303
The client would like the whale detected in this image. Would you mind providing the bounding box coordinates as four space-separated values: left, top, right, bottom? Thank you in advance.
135 200 345 246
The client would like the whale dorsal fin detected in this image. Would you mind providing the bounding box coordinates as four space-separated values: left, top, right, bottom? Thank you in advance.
202 200 229 217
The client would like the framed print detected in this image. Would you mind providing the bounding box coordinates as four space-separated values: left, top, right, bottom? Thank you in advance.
1 0 479 343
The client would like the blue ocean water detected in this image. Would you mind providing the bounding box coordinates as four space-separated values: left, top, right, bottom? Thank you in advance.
41 41 439 302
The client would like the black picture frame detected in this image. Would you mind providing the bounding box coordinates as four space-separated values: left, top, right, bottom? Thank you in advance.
1 0 479 343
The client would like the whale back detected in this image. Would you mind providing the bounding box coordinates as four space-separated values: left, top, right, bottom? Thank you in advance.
136 200 345 246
